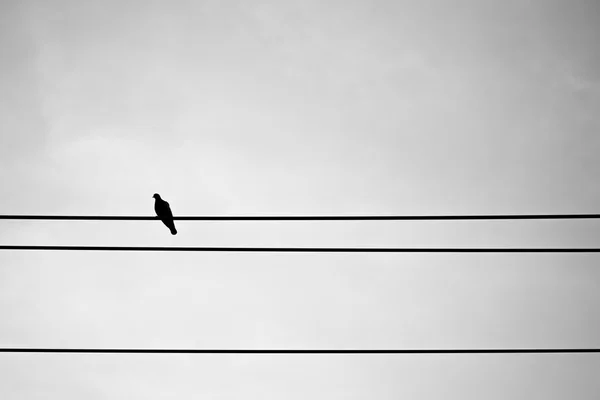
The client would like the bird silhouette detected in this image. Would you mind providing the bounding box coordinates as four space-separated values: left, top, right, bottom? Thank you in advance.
153 193 177 235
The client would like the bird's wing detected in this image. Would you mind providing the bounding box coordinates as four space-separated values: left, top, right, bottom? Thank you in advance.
156 200 174 219
162 201 174 218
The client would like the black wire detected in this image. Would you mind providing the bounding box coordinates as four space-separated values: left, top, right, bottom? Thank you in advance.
1 245 600 252
1 214 600 221
1 348 598 354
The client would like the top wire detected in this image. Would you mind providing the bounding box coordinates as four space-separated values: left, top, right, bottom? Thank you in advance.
1 214 600 221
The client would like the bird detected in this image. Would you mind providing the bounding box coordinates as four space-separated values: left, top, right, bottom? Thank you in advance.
152 193 177 235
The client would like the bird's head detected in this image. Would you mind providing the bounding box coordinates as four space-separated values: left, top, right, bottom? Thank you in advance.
152 193 161 199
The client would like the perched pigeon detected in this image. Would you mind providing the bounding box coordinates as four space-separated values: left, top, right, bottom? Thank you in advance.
153 193 177 235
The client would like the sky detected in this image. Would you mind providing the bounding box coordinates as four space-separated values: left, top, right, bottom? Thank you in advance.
1 0 599 398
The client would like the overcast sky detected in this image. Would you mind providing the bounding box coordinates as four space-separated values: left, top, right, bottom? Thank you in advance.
1 0 599 398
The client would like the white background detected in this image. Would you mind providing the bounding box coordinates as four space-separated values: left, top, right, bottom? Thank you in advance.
1 0 599 398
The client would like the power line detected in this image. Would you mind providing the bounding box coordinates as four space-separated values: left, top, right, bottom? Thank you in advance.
1 214 600 221
1 245 600 252
1 348 598 354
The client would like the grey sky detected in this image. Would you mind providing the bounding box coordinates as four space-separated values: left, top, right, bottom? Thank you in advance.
1 0 599 398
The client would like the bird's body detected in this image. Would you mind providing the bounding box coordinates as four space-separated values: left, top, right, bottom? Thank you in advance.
153 193 177 235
